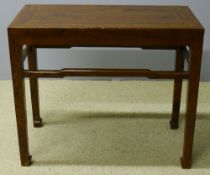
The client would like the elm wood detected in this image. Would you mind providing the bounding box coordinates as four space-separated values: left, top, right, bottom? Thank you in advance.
170 46 185 129
8 5 204 47
28 46 42 127
181 39 204 168
140 46 179 50
24 69 189 79
9 5 202 29
8 29 202 47
8 5 204 168
8 41 32 166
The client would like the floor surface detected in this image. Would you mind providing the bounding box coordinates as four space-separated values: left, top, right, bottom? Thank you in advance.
1 80 210 175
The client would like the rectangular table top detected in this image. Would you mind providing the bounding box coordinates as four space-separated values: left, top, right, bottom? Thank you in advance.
9 5 203 30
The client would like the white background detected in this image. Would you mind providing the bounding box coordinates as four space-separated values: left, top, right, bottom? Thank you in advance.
0 0 209 80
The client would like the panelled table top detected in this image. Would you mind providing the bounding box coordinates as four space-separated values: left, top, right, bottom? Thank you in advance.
9 5 203 30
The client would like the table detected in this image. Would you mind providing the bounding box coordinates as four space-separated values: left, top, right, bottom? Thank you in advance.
8 5 204 168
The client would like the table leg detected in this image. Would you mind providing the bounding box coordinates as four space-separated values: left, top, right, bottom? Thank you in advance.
170 46 185 129
9 42 32 166
181 41 203 169
28 46 43 127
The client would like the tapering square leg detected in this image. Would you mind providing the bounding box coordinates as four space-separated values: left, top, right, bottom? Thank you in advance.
170 46 185 129
9 41 32 166
181 41 203 169
28 46 43 127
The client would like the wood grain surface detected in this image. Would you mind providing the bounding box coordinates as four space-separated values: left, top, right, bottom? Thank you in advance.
9 5 203 29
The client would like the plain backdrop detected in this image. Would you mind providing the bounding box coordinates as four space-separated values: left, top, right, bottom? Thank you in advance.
0 0 209 80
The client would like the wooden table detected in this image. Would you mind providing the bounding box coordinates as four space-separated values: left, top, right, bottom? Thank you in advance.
8 5 204 168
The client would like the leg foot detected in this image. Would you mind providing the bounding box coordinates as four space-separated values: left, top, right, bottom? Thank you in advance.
170 119 179 129
21 155 32 166
33 118 43 128
181 157 191 169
